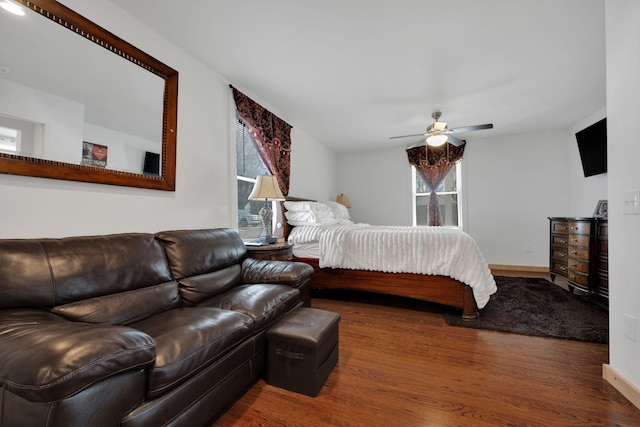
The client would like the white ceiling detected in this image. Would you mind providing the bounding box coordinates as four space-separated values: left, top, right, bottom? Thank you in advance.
109 0 606 153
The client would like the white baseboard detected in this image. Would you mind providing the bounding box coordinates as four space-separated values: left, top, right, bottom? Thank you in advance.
603 364 640 410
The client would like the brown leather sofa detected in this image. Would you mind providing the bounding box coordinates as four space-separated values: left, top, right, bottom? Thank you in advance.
0 228 314 427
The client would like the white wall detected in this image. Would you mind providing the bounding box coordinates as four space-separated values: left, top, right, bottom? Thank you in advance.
337 147 413 226
288 127 337 201
0 78 84 162
605 0 640 396
0 0 335 239
83 123 161 174
336 130 572 267
465 130 570 266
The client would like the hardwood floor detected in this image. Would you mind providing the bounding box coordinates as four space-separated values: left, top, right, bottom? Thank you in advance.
215 273 639 426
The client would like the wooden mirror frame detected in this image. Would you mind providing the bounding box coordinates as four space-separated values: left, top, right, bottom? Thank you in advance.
0 0 178 191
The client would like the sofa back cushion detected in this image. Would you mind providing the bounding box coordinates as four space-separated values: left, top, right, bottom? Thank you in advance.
155 229 248 305
51 281 181 325
45 233 173 304
0 233 173 309
0 240 56 308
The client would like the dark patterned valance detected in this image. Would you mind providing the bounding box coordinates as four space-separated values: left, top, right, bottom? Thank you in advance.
406 143 465 168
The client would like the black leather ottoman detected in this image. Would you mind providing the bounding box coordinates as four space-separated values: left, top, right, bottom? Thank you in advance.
266 307 340 397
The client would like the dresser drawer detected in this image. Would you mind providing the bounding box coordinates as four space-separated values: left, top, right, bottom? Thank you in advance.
596 275 608 289
597 221 608 238
568 247 590 260
568 221 591 235
568 270 589 287
568 259 589 274
568 234 590 247
551 234 569 246
551 246 568 260
597 258 608 272
551 260 568 275
551 221 569 234
598 239 608 254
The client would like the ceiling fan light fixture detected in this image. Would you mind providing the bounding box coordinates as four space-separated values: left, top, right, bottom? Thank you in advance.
426 134 448 146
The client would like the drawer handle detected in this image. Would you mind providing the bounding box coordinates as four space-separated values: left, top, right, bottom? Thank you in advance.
571 239 578 243
570 263 576 268
571 251 578 255
560 267 567 271
559 253 566 257
560 240 568 244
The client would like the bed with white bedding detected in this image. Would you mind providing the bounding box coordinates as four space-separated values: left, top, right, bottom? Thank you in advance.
283 200 497 319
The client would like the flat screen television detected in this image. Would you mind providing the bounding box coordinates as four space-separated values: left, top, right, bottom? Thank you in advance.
142 151 160 175
575 118 607 177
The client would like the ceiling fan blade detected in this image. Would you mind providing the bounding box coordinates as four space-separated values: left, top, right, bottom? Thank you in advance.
448 123 493 134
389 133 428 140
446 135 465 147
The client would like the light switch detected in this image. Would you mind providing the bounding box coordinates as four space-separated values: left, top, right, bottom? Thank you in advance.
623 190 640 215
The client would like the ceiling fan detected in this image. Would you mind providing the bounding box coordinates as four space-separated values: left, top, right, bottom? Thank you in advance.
390 111 493 147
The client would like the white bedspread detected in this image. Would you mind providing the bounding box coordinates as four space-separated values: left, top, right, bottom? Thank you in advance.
288 224 496 308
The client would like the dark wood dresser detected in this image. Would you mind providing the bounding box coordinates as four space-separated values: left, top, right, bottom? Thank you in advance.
548 217 608 298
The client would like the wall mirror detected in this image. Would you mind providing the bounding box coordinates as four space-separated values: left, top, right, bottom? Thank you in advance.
0 0 178 190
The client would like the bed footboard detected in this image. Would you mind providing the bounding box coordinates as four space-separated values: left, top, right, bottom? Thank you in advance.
295 257 479 320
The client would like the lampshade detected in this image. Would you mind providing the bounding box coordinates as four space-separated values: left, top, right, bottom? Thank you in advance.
248 175 285 201
426 134 448 147
336 193 352 208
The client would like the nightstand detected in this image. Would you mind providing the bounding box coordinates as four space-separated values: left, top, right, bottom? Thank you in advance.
245 242 293 261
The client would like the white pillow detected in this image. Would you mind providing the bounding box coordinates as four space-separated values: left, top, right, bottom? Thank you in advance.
284 201 315 212
316 216 338 225
322 201 351 219
284 201 341 226
285 211 316 222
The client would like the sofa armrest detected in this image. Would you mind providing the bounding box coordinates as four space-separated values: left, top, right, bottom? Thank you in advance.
241 258 314 287
0 309 156 403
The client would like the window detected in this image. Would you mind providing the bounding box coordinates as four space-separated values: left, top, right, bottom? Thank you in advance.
0 115 44 158
236 119 268 240
0 125 19 153
412 163 462 228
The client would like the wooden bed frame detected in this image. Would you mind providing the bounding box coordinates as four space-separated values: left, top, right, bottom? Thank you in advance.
293 257 479 319
280 200 479 319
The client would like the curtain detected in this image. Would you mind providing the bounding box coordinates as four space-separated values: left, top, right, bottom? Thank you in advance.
407 142 465 226
231 87 292 196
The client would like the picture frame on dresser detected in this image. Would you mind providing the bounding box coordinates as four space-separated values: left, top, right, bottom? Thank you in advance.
594 200 608 218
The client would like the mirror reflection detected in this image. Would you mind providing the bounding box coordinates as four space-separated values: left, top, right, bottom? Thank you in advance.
0 2 164 174
0 0 178 190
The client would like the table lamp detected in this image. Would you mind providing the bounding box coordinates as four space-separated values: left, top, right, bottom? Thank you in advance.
248 175 285 243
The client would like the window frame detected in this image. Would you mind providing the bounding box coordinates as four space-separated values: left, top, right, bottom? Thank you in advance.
411 162 464 229
234 117 276 239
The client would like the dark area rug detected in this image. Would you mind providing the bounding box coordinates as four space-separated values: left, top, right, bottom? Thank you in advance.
444 276 609 343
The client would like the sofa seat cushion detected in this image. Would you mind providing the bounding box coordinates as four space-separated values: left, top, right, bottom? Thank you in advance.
0 309 156 403
199 284 301 331
129 307 253 399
